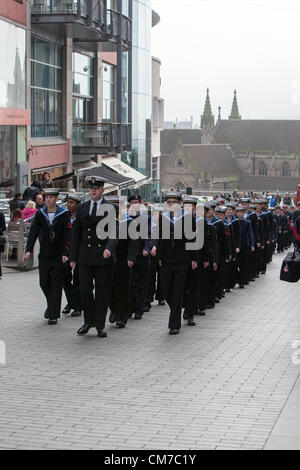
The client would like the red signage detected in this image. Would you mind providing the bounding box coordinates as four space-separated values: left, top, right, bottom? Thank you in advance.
0 108 30 126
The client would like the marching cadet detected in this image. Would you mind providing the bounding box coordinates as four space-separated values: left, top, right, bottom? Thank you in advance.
62 194 82 318
235 206 255 288
200 204 218 313
128 194 151 320
256 199 270 274
69 176 118 338
151 192 198 335
261 198 274 263
146 205 165 308
212 206 231 301
240 198 259 282
24 188 71 325
251 201 263 277
108 196 139 329
225 202 241 290
274 206 284 253
182 197 210 326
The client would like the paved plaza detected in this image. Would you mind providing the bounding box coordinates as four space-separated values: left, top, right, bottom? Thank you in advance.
0 252 300 450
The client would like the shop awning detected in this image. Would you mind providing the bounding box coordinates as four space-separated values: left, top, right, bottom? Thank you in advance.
102 157 148 187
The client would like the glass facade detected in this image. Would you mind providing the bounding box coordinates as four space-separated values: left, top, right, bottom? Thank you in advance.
31 36 62 137
0 126 17 189
0 19 26 109
130 0 152 176
102 63 115 122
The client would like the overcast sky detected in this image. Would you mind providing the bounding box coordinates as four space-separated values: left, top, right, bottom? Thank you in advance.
151 0 300 124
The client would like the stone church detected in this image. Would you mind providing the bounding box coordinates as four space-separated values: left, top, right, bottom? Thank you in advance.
160 90 300 192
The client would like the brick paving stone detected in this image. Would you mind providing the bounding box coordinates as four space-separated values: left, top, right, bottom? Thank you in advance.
1 252 300 449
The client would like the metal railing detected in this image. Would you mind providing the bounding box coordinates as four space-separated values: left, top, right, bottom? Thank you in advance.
72 122 131 152
31 2 131 44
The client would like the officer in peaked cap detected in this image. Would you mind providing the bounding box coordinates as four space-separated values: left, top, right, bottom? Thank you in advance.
69 175 118 338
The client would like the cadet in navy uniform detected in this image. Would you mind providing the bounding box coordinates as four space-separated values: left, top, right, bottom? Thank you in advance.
69 176 118 338
183 197 209 326
151 192 198 335
108 196 139 329
225 203 240 291
213 206 231 301
128 194 151 320
235 206 255 288
240 198 259 282
25 189 71 325
62 194 82 317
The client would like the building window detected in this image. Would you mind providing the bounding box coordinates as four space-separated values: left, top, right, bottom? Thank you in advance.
281 162 291 177
0 19 26 109
73 52 94 97
31 36 62 137
177 159 183 168
259 162 267 176
102 63 115 122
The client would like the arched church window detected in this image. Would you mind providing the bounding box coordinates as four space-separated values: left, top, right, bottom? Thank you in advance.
177 159 183 168
281 162 291 177
174 181 185 191
259 162 267 176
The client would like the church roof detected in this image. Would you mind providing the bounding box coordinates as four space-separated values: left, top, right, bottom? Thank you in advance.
214 120 300 153
161 129 202 155
161 143 240 179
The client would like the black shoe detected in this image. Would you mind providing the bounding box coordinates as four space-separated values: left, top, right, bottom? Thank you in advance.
97 329 107 338
77 324 91 336
225 289 231 293
158 300 165 306
134 312 143 320
71 310 82 317
239 284 245 289
62 304 71 315
143 303 152 312
250 278 255 282
215 299 220 304
44 309 49 319
207 304 215 309
48 319 57 325
261 271 266 275
109 312 116 324
116 321 126 329
187 319 196 326
198 311 206 316
169 329 179 335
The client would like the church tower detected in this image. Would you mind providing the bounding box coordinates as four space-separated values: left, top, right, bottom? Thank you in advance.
229 89 241 120
201 88 215 144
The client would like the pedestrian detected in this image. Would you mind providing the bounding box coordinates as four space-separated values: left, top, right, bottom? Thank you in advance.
151 192 198 335
22 180 41 202
41 172 54 189
22 200 37 220
0 210 6 279
62 194 82 318
9 192 25 215
69 176 118 338
24 189 71 325
235 206 255 288
35 194 44 211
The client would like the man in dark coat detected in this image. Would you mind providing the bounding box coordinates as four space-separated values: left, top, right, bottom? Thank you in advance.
22 180 42 202
9 192 25 215
0 210 6 279
236 206 255 288
69 176 118 338
24 189 71 325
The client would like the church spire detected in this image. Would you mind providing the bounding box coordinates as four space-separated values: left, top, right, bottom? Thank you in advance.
201 88 215 144
201 88 215 128
229 89 241 120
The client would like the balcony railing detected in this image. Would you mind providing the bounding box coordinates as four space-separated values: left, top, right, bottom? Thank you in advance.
73 122 131 154
31 2 131 46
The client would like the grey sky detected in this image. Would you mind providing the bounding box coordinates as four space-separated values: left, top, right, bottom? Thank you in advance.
151 0 300 124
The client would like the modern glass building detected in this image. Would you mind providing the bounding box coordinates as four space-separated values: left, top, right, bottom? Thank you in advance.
128 0 152 177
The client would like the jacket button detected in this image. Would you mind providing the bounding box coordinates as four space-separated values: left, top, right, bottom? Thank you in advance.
88 228 91 232
88 244 91 247
88 236 91 239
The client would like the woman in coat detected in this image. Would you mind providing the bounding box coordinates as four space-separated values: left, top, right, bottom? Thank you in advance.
0 211 6 279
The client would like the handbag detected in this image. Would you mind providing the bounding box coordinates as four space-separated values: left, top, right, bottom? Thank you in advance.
280 250 300 283
0 235 6 245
